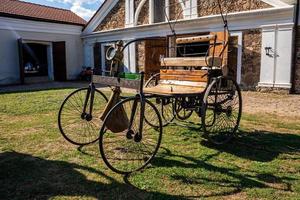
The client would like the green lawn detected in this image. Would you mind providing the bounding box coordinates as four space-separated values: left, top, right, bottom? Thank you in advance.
0 89 299 200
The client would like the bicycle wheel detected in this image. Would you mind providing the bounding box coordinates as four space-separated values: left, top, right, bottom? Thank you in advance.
201 76 242 145
58 88 108 145
99 96 163 174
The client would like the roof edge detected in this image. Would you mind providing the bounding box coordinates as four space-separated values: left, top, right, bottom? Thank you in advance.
0 12 86 26
83 0 108 31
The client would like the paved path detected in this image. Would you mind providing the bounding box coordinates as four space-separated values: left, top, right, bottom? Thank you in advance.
0 82 89 93
242 91 300 118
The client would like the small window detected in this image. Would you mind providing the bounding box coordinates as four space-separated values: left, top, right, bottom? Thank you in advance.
154 0 165 23
177 42 210 57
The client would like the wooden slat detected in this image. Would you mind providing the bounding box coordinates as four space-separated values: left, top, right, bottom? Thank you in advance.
160 69 208 82
160 69 207 76
144 84 206 95
92 75 140 90
176 35 216 44
160 75 207 82
160 56 222 67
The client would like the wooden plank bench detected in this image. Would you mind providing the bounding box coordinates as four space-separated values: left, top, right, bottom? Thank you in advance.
143 69 208 95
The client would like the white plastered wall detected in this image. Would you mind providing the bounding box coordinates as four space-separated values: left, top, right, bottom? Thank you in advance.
0 17 83 85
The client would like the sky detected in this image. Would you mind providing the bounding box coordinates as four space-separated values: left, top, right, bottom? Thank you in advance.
22 0 105 21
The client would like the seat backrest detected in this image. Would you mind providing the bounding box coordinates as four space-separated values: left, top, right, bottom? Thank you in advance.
160 69 208 85
158 31 229 85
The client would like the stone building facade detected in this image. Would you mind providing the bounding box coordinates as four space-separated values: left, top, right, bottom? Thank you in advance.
82 0 299 93
241 29 262 88
294 27 300 93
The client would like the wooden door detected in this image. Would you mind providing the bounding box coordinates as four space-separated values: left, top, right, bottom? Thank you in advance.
17 38 24 84
53 42 67 81
144 38 167 79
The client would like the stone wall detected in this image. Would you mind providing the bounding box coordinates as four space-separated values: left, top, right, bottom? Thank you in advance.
135 0 149 25
197 0 272 17
136 41 146 72
241 29 262 89
169 0 183 20
94 0 125 32
293 27 300 93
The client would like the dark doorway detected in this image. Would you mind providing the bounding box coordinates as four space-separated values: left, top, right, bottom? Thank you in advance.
53 42 67 81
22 43 48 78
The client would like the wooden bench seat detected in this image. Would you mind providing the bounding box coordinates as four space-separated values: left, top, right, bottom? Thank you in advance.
144 69 207 95
161 57 222 67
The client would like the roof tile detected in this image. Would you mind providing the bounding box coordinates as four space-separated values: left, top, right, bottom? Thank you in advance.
0 0 86 26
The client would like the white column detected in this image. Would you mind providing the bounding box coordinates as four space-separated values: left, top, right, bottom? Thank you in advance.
231 32 243 84
83 42 94 68
125 0 134 27
123 41 136 73
182 0 197 19
149 0 154 24
165 0 170 21
190 0 198 18
274 23 293 88
259 25 276 87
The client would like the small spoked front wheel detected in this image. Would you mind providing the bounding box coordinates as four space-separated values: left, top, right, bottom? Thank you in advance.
174 98 193 120
58 87 108 145
144 74 175 126
156 97 175 127
99 96 163 174
202 76 242 145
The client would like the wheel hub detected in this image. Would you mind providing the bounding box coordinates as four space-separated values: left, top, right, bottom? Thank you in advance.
81 113 93 121
126 130 134 139
134 133 142 143
85 114 93 121
226 106 233 117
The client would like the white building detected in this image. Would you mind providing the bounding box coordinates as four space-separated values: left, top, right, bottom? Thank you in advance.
0 0 85 84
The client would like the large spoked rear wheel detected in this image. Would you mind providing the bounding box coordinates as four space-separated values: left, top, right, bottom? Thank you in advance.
201 76 242 145
58 88 108 145
99 96 163 174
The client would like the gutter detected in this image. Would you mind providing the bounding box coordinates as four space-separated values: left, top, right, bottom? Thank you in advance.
291 0 300 94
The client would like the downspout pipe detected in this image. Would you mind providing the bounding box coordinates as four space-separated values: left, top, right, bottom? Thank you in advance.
291 0 299 93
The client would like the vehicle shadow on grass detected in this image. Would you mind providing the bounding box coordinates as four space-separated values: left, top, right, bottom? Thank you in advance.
126 130 300 199
201 130 300 162
0 151 185 200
